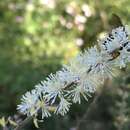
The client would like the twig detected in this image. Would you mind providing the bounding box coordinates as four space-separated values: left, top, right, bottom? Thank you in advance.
14 116 32 130
3 126 8 130
75 93 99 130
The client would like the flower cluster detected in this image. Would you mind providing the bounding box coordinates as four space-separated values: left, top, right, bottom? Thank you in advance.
17 25 130 120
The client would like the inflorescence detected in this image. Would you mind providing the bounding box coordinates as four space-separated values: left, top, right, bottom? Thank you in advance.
17 25 130 120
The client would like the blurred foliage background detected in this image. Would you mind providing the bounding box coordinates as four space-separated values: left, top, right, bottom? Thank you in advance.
0 0 130 130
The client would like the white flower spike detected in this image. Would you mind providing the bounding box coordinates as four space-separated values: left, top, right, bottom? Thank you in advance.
17 25 130 122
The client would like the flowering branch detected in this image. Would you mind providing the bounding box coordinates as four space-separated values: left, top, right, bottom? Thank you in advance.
16 25 130 128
